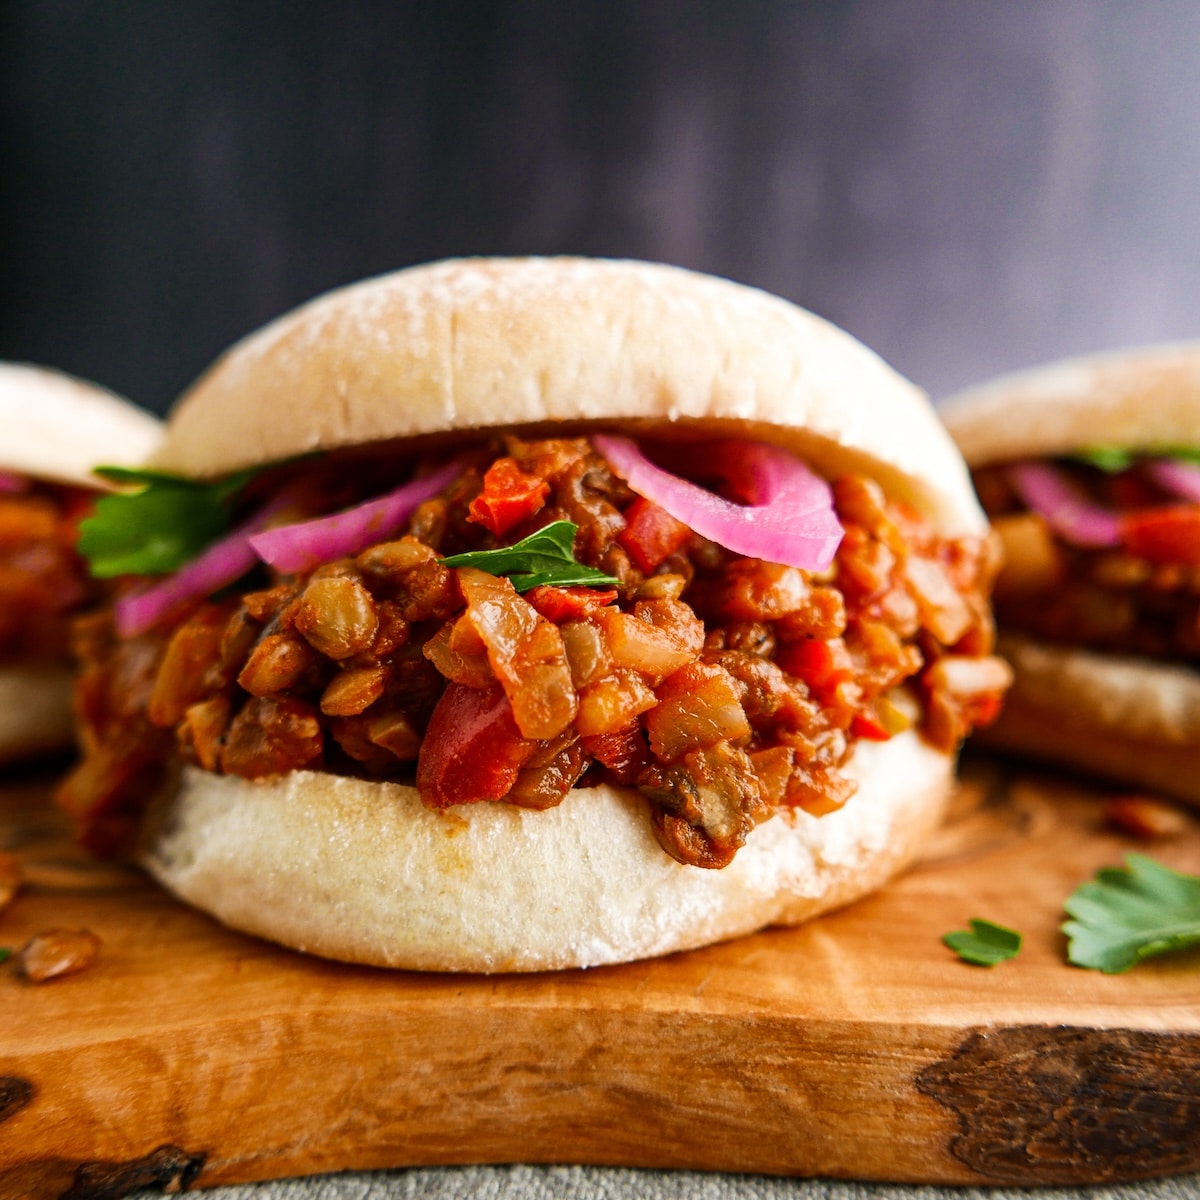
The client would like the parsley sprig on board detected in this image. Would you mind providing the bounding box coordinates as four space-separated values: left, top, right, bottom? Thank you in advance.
1075 445 1200 472
942 919 1022 967
440 520 620 593
1062 853 1200 974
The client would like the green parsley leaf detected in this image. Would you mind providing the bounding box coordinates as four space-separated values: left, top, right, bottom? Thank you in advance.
0 948 10 965
1149 445 1200 466
942 918 1022 967
1062 853 1200 974
1074 445 1200 473
78 467 256 579
1074 446 1136 473
439 520 621 594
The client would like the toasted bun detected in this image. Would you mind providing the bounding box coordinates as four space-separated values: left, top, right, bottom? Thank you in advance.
0 362 162 488
155 257 984 537
977 634 1200 806
0 665 75 766
140 729 951 972
940 341 1200 467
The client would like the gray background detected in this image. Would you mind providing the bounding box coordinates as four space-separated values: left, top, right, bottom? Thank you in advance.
4 1 1200 413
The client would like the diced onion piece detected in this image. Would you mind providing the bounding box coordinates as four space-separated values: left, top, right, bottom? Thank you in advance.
114 495 294 638
1145 457 1200 503
1005 462 1120 547
575 671 657 737
422 620 495 689
991 512 1063 598
643 662 750 762
924 654 1014 700
559 620 612 689
904 556 973 646
591 607 697 680
457 567 577 741
510 657 578 743
592 434 843 571
249 462 459 574
632 597 705 656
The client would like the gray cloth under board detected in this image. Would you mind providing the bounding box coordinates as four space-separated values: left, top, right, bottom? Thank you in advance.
129 1166 1200 1199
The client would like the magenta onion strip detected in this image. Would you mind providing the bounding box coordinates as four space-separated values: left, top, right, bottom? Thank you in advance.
114 493 300 638
115 463 461 637
592 433 843 571
0 471 28 493
1006 462 1121 547
248 462 460 575
1145 457 1200 503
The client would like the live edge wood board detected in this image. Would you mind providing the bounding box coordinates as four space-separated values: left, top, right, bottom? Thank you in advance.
1 755 1198 1199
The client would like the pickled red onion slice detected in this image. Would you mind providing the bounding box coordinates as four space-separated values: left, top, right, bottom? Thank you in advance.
0 471 28 493
115 494 296 638
249 462 460 574
592 434 843 570
1146 457 1200 503
1006 462 1120 547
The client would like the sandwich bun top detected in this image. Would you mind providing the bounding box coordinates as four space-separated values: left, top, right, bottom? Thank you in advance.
940 341 1200 467
1 362 163 488
153 257 985 537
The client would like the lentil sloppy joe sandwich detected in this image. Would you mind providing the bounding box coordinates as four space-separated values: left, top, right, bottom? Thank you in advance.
60 257 1009 971
0 362 161 764
942 342 1200 806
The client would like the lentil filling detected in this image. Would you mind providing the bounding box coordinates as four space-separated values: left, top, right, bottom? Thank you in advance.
59 436 1009 865
975 461 1200 663
0 483 96 665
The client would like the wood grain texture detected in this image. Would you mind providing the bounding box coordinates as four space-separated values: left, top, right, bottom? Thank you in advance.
0 757 1198 1199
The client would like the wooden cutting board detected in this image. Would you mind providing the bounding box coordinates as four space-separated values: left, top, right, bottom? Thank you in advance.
1 754 1198 1199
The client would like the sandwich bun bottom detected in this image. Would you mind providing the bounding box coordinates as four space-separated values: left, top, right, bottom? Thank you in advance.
0 664 74 765
140 729 951 972
976 633 1200 806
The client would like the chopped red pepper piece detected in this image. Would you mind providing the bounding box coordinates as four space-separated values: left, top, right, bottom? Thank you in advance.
416 682 536 808
617 496 692 572
467 457 550 538
581 724 652 786
776 637 854 699
966 691 1004 729
525 585 618 623
1109 473 1162 510
849 712 891 741
1118 505 1200 565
